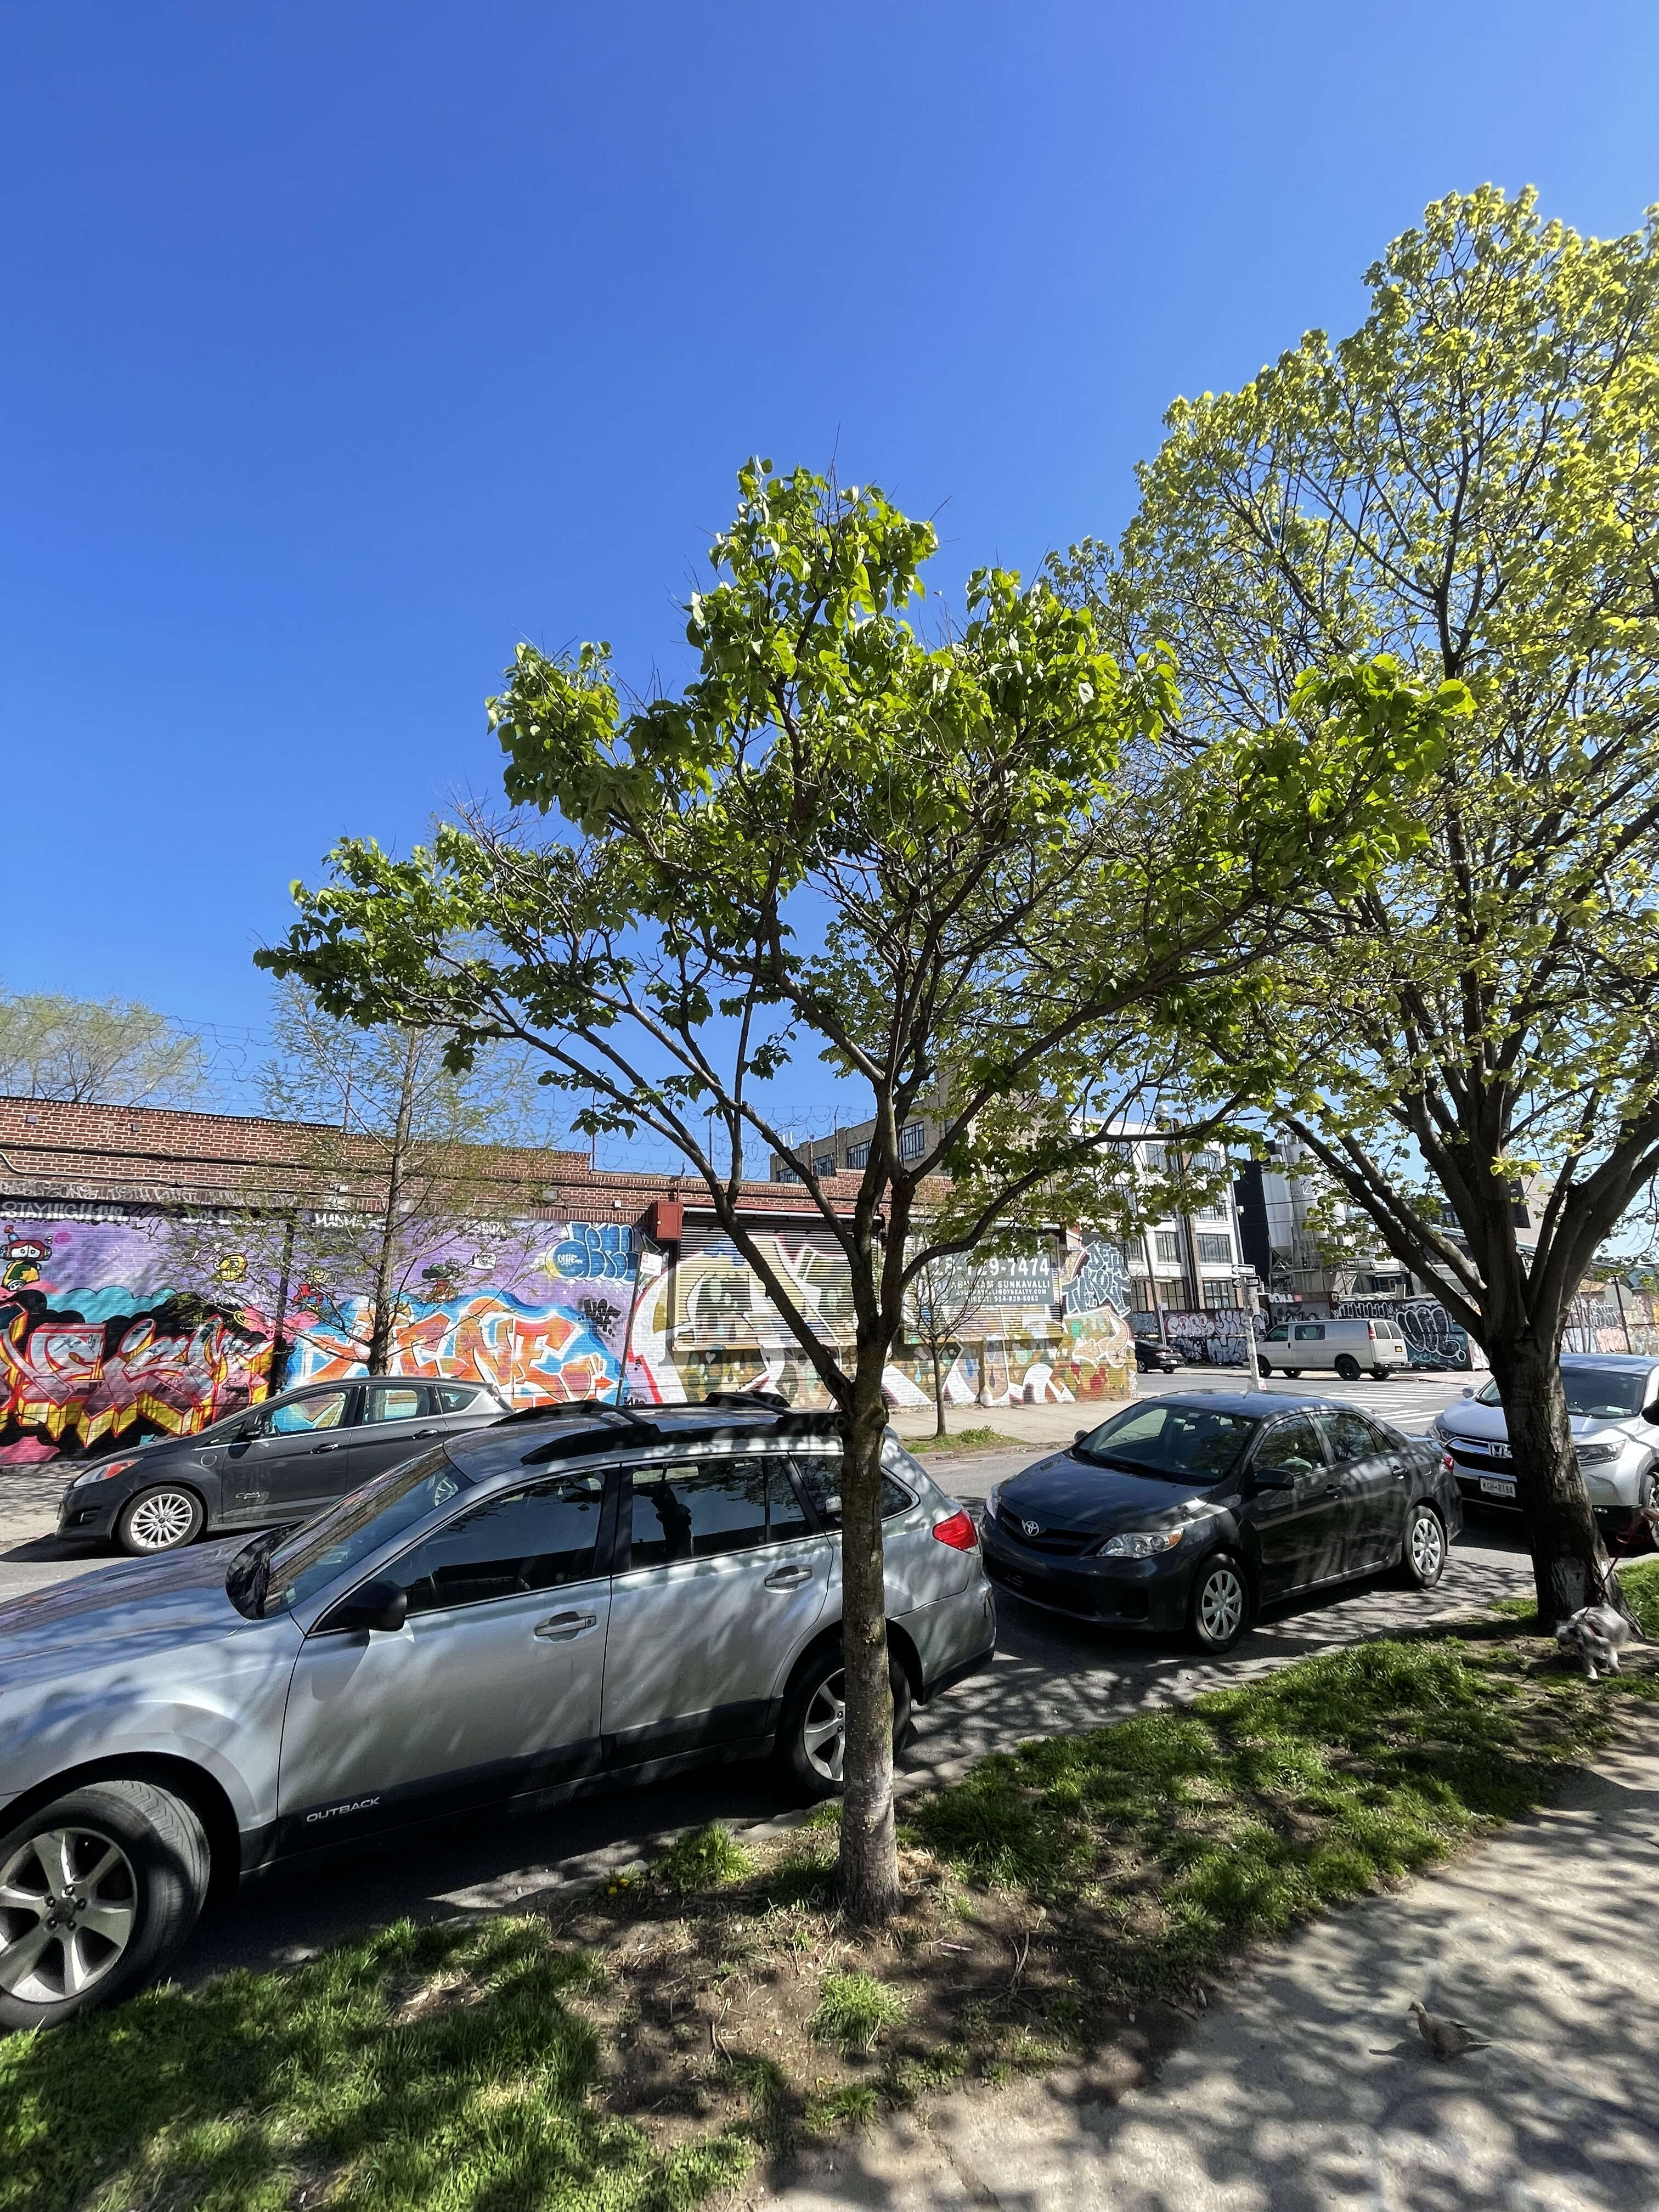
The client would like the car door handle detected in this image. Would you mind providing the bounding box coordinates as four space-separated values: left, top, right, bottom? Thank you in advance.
764 1564 814 1590
1323 1482 1342 1498
412 1427 441 1437
534 1610 599 1641
310 1440 350 1453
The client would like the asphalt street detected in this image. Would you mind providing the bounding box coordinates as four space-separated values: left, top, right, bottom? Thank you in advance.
0 1364 1533 1991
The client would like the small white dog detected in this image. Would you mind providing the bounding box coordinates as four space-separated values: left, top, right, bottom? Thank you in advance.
1554 1605 1635 1680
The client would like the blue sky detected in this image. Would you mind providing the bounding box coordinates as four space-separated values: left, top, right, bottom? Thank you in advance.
4 0 1657 1111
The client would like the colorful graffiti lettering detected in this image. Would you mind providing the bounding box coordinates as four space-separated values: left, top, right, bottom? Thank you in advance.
1064 1240 1131 1319
550 1223 636 1281
286 1288 622 1404
0 1304 268 1454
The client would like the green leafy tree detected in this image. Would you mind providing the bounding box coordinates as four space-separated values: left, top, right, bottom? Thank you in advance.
258 461 1464 1920
0 986 207 1105
1061 187 1659 1621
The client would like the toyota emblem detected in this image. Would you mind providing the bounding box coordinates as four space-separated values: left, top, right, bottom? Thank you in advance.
1022 1517 1041 1537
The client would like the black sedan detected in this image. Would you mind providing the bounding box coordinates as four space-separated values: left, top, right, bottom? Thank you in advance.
981 1390 1461 1652
1133 1336 1181 1374
55 1376 509 1555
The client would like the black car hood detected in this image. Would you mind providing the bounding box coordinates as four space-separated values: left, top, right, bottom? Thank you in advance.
996 1449 1217 1533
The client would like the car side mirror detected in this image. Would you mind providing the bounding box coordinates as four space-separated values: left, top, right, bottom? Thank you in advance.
1461 1386 1475 1398
1251 1465 1296 1491
1075 1427 1087 1443
318 1579 408 1635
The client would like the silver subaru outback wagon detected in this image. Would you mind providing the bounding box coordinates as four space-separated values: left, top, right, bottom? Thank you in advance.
0 1400 994 2030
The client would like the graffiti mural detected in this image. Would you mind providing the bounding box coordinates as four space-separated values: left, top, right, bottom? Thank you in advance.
1337 1296 1487 1370
1154 1307 1260 1368
1 1223 268 1463
285 1285 621 1403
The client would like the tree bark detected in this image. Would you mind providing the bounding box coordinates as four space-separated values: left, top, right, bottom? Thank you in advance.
838 1341 900 1923
267 1212 296 1397
930 1341 947 1437
1485 1331 1627 1626
368 1028 421 1374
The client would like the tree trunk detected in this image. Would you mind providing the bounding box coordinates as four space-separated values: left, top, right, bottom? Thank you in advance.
930 1342 947 1437
368 1029 421 1374
267 1213 296 1397
1486 1331 1627 1626
838 1343 900 1923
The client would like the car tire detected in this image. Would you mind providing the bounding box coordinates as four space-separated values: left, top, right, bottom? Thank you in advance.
1398 1502 1447 1590
116 1485 205 1556
1282 1368 1301 1379
1334 1355 1362 1382
0 1779 210 2030
777 1644 913 1803
1188 1551 1250 1654
1256 1356 1272 1378
1372 1365 1392 1380
1640 1468 1659 1553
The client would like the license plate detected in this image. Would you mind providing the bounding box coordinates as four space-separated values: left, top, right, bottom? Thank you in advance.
1479 1477 1516 1498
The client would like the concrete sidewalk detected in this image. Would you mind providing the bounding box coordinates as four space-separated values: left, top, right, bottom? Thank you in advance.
755 1703 1659 2212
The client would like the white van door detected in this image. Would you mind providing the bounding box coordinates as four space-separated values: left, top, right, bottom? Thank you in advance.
1284 1321 1332 1374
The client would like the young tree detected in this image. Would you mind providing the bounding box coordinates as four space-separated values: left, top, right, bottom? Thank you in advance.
258 460 1464 1919
163 985 563 1385
1064 188 1659 1622
0 986 207 1105
904 1250 1001 1436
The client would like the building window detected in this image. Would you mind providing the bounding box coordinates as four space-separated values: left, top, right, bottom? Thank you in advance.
1197 1233 1233 1266
899 1124 927 1162
1203 1280 1240 1310
1130 1275 1153 1312
1154 1231 1182 1266
1198 1199 1228 1220
1142 1143 1165 1171
812 1154 836 1180
771 1161 802 1183
844 1141 870 1170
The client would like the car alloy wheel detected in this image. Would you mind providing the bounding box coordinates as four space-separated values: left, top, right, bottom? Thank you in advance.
802 1671 847 1785
0 1825 138 2005
119 1487 203 1554
1403 1503 1446 1589
1191 1555 1247 1652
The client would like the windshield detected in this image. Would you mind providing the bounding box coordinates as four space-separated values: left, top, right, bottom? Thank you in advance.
257 1447 473 1615
1075 1402 1257 1483
1475 1370 1649 1420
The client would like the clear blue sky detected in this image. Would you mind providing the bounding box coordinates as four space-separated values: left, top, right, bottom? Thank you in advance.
5 0 1657 1076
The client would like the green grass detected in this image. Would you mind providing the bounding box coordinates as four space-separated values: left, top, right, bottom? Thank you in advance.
906 1630 1633 1993
652 1821 755 1892
0 1917 752 2212
902 1426 1020 1456
809 1972 909 2053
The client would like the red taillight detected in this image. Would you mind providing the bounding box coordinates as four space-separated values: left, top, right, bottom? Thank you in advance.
1443 1451 1454 1474
932 1508 978 1551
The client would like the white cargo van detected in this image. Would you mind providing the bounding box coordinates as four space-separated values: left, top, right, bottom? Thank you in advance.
1257 1315 1407 1380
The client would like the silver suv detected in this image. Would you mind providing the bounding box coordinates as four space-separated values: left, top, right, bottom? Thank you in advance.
1432 1355 1659 1542
0 1400 994 2029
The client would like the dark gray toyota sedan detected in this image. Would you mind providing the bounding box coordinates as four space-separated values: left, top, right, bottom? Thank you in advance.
981 1389 1460 1652
55 1377 510 1554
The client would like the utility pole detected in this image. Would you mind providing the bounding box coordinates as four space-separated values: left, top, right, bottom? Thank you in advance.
369 1027 421 1374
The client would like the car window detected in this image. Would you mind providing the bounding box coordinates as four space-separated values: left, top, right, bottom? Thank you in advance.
264 1446 472 1613
1293 1323 1325 1341
1320 1408 1383 1463
1264 1325 1289 1341
265 1390 351 1435
1075 1402 1256 1482
361 1384 425 1425
391 1472 607 1614
1257 1414 1326 1475
432 1384 483 1413
628 1458 778 1567
791 1457 912 1529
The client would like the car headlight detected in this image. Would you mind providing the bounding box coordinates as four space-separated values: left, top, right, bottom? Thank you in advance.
1098 1528 1185 1559
75 1454 144 1485
1575 1441 1620 1466
986 1482 1004 1522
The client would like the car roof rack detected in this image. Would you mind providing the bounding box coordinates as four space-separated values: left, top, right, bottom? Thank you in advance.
703 1387 791 1411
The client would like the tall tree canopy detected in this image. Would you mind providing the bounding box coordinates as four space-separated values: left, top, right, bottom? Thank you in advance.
1061 187 1659 1621
260 460 1463 1918
0 986 207 1107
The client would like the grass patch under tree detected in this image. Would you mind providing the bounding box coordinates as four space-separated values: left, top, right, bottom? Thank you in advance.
4 1562 1656 2210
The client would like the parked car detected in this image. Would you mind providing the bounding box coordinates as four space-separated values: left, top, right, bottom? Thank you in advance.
1256 1316 1408 1380
1133 1336 1181 1374
1432 1355 1659 1546
55 1377 511 1556
0 1397 994 2028
981 1388 1459 1654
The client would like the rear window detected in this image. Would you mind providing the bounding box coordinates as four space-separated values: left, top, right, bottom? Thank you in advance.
432 1384 484 1413
792 1457 913 1528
